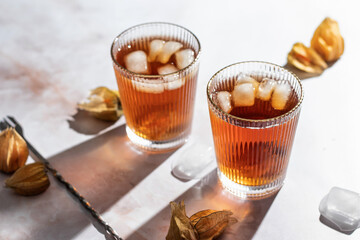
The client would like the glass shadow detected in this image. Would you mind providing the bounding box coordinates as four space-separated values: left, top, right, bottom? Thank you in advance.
0 124 175 239
126 169 278 240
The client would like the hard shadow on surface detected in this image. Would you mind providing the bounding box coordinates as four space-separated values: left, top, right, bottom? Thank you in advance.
0 172 105 240
49 124 175 213
283 60 337 81
283 63 322 80
48 124 175 239
127 169 278 240
0 124 175 240
68 109 119 135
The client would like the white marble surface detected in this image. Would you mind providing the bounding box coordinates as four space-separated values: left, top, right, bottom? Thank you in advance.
1 0 360 239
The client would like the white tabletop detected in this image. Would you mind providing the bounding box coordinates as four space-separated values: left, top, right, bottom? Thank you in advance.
1 0 359 239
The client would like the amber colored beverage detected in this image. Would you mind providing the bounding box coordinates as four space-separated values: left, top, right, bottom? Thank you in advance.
115 49 198 141
207 62 303 198
111 23 201 150
210 98 299 186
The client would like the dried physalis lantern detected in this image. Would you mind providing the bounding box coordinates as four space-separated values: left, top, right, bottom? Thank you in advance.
166 201 198 240
311 17 344 62
77 86 123 121
190 209 237 240
288 42 328 74
287 17 344 74
5 162 50 196
166 201 237 240
0 128 29 173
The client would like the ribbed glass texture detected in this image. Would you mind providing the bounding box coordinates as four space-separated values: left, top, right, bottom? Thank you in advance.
207 62 303 199
111 23 200 150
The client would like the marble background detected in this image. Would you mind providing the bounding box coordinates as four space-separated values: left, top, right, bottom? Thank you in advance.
1 0 360 239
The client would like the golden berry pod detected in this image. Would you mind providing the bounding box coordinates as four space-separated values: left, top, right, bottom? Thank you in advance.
166 201 237 240
288 42 328 74
0 128 29 173
5 162 50 196
311 17 344 62
77 86 123 121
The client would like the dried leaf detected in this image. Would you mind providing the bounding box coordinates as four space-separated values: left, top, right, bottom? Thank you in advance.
77 86 123 121
190 210 237 240
287 42 327 74
311 17 344 62
166 201 198 240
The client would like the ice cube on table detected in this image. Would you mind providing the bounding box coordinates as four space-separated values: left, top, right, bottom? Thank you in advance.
171 141 216 180
236 74 259 90
157 64 178 75
257 78 276 101
217 91 232 113
175 49 195 69
232 83 255 107
148 39 165 62
271 82 291 110
124 50 149 74
319 187 360 232
157 41 183 64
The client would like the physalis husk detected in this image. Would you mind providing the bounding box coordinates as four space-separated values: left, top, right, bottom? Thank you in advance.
311 17 344 62
288 42 328 74
77 87 123 121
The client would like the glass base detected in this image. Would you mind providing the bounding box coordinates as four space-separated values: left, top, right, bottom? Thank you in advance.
126 126 188 151
218 170 284 199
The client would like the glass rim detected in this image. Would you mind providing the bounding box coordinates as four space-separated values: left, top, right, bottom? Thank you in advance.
110 22 201 80
206 61 304 123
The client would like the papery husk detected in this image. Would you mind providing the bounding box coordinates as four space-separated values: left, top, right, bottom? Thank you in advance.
5 162 50 196
190 210 237 240
190 210 218 225
287 42 327 74
77 87 123 121
166 201 238 240
0 128 29 173
311 17 344 62
166 201 198 240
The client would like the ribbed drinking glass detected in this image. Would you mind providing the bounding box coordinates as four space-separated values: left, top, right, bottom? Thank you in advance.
111 23 201 151
207 61 303 198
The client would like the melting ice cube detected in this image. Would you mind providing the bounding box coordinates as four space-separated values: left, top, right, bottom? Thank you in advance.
319 187 360 232
171 140 216 181
232 83 255 107
236 74 259 90
257 78 276 101
175 49 195 69
271 82 291 110
124 50 149 74
158 64 178 75
148 39 165 62
164 78 184 90
217 91 232 113
158 64 184 90
132 79 164 94
157 41 183 64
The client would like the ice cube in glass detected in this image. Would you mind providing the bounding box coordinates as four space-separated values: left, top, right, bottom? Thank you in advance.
124 50 148 74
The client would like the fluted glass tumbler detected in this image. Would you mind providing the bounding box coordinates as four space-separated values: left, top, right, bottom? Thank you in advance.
111 23 201 150
207 62 303 199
